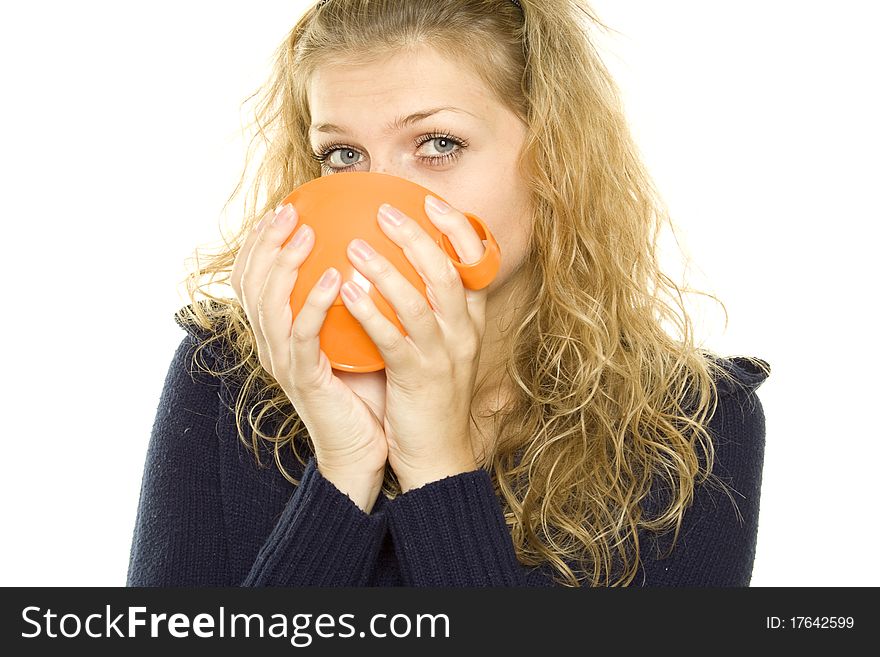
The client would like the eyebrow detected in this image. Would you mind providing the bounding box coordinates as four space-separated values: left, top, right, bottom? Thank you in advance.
310 106 476 135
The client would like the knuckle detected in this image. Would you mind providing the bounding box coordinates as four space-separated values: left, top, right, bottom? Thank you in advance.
373 261 393 282
437 259 460 289
401 225 421 244
290 322 310 343
458 333 480 360
384 332 407 355
404 296 431 320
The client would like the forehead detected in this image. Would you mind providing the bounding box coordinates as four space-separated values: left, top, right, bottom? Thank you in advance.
307 47 495 135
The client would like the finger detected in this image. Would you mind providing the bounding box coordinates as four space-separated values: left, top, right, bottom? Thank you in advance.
241 204 298 371
422 195 489 333
377 201 471 337
346 232 442 356
261 222 314 374
230 207 275 299
290 266 342 385
232 207 280 374
339 273 419 372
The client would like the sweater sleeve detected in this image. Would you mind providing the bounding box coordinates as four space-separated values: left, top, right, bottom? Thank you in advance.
384 356 770 588
242 454 388 586
126 329 388 587
384 466 545 586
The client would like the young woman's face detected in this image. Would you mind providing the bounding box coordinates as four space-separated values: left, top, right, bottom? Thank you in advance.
307 45 533 295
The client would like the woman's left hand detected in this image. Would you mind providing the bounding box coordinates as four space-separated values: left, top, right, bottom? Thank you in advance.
339 195 489 492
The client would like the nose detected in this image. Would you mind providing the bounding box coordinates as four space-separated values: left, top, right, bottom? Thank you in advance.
370 164 417 185
370 164 395 176
366 152 423 186
367 154 407 179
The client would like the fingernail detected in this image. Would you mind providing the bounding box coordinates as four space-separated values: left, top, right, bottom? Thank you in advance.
341 281 363 302
425 195 450 214
350 238 376 260
378 203 405 226
318 267 338 288
272 203 295 225
291 224 311 247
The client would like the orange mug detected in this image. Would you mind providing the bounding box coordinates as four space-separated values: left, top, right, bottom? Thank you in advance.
278 171 501 372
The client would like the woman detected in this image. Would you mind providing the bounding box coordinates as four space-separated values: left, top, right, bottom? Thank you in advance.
126 0 771 588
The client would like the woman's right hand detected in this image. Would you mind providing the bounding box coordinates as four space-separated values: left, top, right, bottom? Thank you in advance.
230 203 389 513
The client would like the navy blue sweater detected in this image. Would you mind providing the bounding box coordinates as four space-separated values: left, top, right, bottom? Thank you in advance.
125 308 770 587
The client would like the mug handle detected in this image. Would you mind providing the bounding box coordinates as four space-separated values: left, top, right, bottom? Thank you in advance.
439 212 501 290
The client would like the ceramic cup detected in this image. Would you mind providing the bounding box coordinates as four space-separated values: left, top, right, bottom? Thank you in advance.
277 171 501 372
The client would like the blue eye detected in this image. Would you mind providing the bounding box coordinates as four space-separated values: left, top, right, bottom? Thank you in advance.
316 146 360 169
310 131 468 174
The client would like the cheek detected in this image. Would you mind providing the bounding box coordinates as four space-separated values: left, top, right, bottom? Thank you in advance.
482 213 531 291
459 183 532 291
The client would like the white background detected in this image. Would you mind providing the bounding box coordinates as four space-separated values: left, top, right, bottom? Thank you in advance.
1 1 876 586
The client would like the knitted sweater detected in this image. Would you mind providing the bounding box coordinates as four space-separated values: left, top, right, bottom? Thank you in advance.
125 307 770 587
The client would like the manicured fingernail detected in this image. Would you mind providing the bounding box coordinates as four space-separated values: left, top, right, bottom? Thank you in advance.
350 238 376 260
272 203 295 225
379 203 405 226
318 267 338 288
425 195 450 214
291 224 311 247
341 281 363 302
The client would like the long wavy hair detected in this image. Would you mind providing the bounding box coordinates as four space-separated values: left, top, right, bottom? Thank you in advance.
175 0 770 587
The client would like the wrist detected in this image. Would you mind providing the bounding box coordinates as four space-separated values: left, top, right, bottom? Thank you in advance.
395 459 479 493
317 463 385 514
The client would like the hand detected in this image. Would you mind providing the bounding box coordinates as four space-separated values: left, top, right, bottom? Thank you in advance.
338 195 488 492
230 203 388 512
